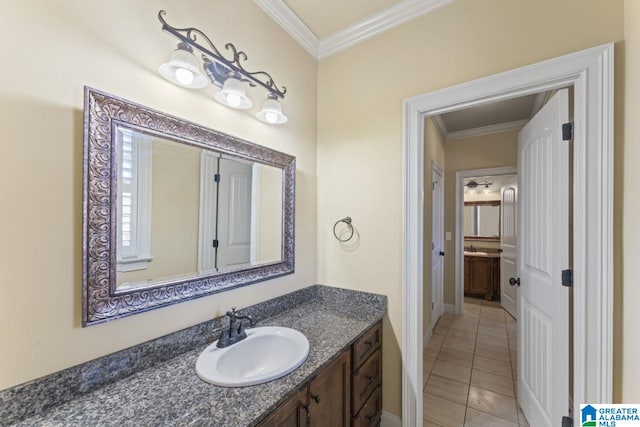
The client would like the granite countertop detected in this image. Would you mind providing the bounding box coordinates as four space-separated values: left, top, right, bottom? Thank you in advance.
464 251 500 258
6 286 385 427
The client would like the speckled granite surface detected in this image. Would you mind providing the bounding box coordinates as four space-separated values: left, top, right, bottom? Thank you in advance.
2 285 386 426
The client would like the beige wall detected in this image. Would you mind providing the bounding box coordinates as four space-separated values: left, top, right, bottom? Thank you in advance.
623 0 640 402
443 131 518 303
317 0 623 415
118 139 201 285
423 118 446 335
0 0 317 390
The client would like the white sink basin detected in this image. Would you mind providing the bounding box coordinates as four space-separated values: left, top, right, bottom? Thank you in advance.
196 326 309 387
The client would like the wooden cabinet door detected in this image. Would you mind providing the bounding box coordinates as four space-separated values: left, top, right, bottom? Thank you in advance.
258 387 308 427
308 350 350 427
464 256 471 292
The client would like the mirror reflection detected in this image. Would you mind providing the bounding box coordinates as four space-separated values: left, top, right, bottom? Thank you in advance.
114 127 283 290
464 203 500 238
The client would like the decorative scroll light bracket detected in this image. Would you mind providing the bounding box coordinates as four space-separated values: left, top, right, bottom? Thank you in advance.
157 10 288 124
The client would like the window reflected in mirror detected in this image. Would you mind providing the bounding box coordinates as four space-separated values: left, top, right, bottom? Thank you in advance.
114 126 283 291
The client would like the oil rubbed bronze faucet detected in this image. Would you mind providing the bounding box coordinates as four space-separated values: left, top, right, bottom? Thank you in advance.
216 307 255 348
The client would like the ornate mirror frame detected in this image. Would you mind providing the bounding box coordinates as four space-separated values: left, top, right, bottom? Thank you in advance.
82 87 295 326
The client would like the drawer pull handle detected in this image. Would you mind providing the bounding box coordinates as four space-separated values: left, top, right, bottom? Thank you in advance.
365 374 376 382
365 413 375 421
364 340 373 347
311 394 321 403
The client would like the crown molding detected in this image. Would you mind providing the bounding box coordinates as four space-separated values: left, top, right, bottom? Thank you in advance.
430 114 448 139
255 0 453 60
319 0 453 58
446 119 528 141
254 0 320 58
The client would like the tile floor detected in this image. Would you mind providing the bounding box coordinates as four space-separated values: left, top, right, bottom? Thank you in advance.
423 297 529 427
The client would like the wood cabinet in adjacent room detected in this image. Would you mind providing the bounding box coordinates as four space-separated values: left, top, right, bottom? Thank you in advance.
464 255 500 300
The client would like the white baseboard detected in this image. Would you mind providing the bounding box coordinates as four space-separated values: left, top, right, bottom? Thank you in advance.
444 303 455 314
423 326 432 349
381 410 402 427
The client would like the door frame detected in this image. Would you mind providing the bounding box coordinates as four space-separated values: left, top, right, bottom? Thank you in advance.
454 166 517 315
431 160 444 328
402 43 614 425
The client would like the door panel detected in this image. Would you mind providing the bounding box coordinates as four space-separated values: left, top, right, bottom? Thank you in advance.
217 158 253 270
501 178 517 318
517 89 569 427
431 163 444 327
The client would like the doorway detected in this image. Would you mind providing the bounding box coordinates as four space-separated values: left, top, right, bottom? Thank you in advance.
402 44 614 426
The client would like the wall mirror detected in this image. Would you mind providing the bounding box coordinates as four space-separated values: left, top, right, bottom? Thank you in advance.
463 201 500 240
83 87 295 326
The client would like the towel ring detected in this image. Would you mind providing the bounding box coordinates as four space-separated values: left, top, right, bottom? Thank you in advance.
333 217 354 242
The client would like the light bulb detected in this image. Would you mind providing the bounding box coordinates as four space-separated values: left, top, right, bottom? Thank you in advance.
175 68 194 85
265 112 279 124
226 93 242 108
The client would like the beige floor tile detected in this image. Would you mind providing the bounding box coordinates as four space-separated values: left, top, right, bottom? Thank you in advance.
478 318 505 329
482 299 502 307
426 335 445 353
437 346 474 368
424 350 439 362
464 407 518 427
447 328 477 340
476 333 509 350
423 393 467 427
441 313 455 320
434 324 449 336
478 324 508 339
424 419 444 427
465 297 483 306
510 351 517 364
517 406 530 426
424 374 470 405
467 386 518 423
424 370 430 389
443 335 476 353
450 318 479 332
424 354 437 374
432 359 472 384
473 355 513 378
470 368 515 397
437 317 454 328
475 342 511 362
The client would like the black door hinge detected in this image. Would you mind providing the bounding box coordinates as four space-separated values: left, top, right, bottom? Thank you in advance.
212 239 219 248
562 269 573 287
562 122 573 141
562 416 573 427
214 173 221 183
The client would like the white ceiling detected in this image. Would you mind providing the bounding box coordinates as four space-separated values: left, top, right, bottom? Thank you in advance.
255 0 454 58
433 92 552 141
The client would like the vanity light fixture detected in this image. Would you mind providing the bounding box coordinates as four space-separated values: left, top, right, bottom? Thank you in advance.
159 42 209 89
256 94 288 124
465 179 493 189
157 10 288 124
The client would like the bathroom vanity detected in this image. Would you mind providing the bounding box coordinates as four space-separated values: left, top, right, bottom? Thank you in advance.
463 251 501 300
258 321 382 426
1 285 386 427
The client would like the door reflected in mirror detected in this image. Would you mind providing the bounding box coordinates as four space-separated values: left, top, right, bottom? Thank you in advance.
114 126 283 291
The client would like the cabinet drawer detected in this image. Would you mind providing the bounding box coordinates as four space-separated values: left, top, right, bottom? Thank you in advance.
352 321 381 370
352 349 382 413
352 386 381 427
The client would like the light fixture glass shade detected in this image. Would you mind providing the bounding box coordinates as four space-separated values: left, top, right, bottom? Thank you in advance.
255 96 288 124
159 43 208 89
214 77 253 109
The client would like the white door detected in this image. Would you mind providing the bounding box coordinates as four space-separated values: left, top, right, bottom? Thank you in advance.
517 89 570 426
431 163 444 327
500 176 518 319
217 158 253 270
